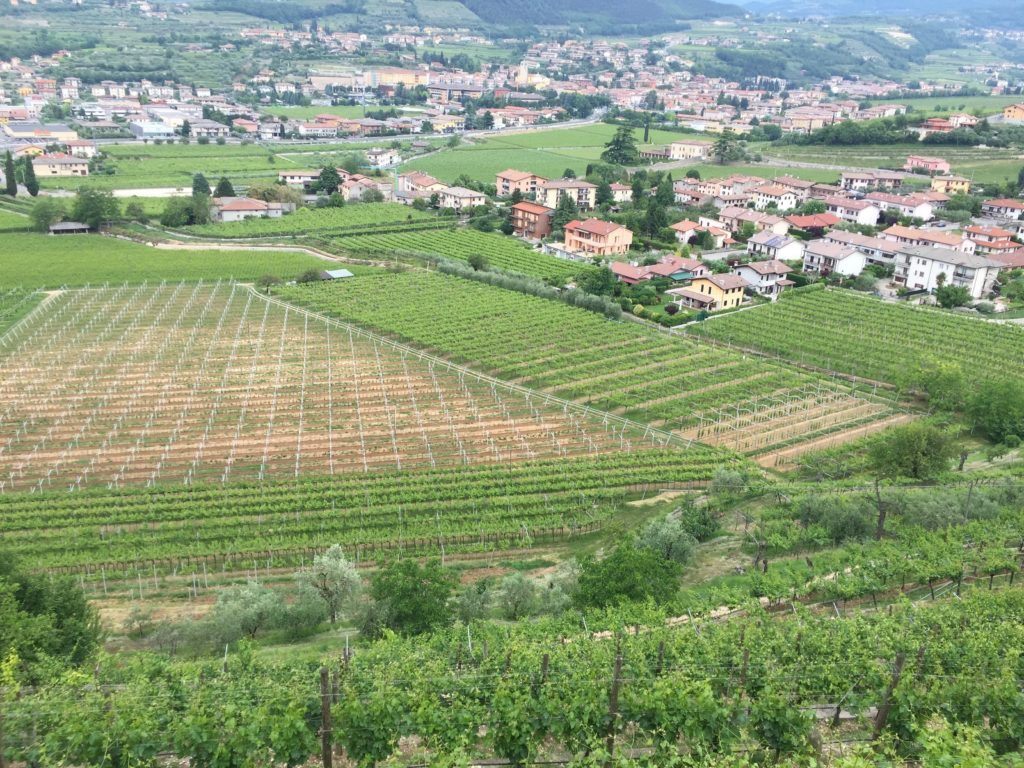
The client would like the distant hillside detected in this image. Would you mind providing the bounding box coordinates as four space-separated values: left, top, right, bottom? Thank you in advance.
459 0 743 31
739 0 1015 20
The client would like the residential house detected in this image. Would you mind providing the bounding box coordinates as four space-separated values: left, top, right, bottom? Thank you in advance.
189 119 230 139
340 174 393 202
733 260 794 300
496 169 546 198
715 206 789 235
609 182 633 203
802 241 867 276
64 140 98 159
772 176 816 201
366 147 401 168
668 140 710 160
824 230 899 266
564 218 633 256
822 197 880 226
1002 103 1024 122
672 274 749 311
881 224 975 253
746 230 805 262
752 184 798 212
537 179 597 210
211 197 289 222
981 198 1024 220
510 201 554 239
903 155 951 175
839 170 904 192
865 192 934 222
278 169 321 188
612 255 707 285
965 226 1020 256
438 186 487 212
784 212 840 233
894 245 1000 299
931 176 970 195
32 153 89 177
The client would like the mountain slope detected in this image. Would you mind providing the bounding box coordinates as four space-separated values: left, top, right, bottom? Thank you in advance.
459 0 742 29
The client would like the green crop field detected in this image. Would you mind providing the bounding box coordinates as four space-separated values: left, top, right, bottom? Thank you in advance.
766 143 1022 184
332 228 589 282
690 287 1024 385
0 208 31 232
0 287 43 334
875 94 1021 118
184 203 437 238
0 233 330 288
276 271 900 456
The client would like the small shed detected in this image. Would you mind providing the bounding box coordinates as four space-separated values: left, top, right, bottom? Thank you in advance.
320 269 355 280
49 221 90 235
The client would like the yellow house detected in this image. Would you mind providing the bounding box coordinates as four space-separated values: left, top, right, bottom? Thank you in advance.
687 274 749 310
1002 103 1024 121
931 175 971 195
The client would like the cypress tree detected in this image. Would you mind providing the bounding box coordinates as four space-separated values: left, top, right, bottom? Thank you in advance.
4 151 17 196
23 157 39 197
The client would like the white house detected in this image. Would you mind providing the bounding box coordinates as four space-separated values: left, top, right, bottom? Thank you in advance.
802 240 867 276
824 230 900 266
746 230 805 262
822 197 881 226
894 245 1000 299
865 192 934 222
366 147 402 169
732 260 794 301
211 197 289 222
752 184 798 212
438 186 487 212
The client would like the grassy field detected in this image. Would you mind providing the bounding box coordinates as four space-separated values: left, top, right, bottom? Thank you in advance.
333 228 590 282
49 140 424 192
766 143 1023 185
875 94 1022 118
0 208 31 232
0 234 330 288
404 124 841 184
185 203 436 238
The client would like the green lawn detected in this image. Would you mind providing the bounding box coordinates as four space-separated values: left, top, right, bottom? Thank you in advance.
766 143 1022 185
0 233 332 288
0 208 31 233
184 203 435 238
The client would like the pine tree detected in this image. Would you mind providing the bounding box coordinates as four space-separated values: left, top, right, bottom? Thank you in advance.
601 125 639 166
213 177 235 197
3 151 17 197
552 193 578 231
595 181 613 206
22 157 39 197
192 173 211 197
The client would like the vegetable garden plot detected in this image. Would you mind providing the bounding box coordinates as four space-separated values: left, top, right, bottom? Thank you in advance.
0 283 674 493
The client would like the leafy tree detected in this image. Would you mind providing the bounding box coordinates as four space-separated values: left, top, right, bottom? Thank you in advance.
637 515 697 564
369 559 456 635
296 545 361 624
213 177 235 197
160 197 195 227
467 252 488 271
685 169 701 180
654 175 674 207
898 358 967 411
255 274 282 291
574 540 680 608
179 119 191 137
562 168 576 179
601 125 639 165
207 582 283 643
3 151 16 196
869 422 956 481
644 202 667 236
935 285 970 309
296 268 323 284
22 157 38 197
712 129 740 165
497 573 538 620
0 551 101 682
71 188 119 230
510 188 524 204
124 201 148 223
968 378 1024 443
1017 165 1024 192
191 173 211 197
317 166 342 194
578 266 617 295
595 180 613 206
29 198 65 231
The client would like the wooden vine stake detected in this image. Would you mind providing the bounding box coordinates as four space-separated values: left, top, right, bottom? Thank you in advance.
872 653 906 742
605 652 623 768
320 666 333 768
